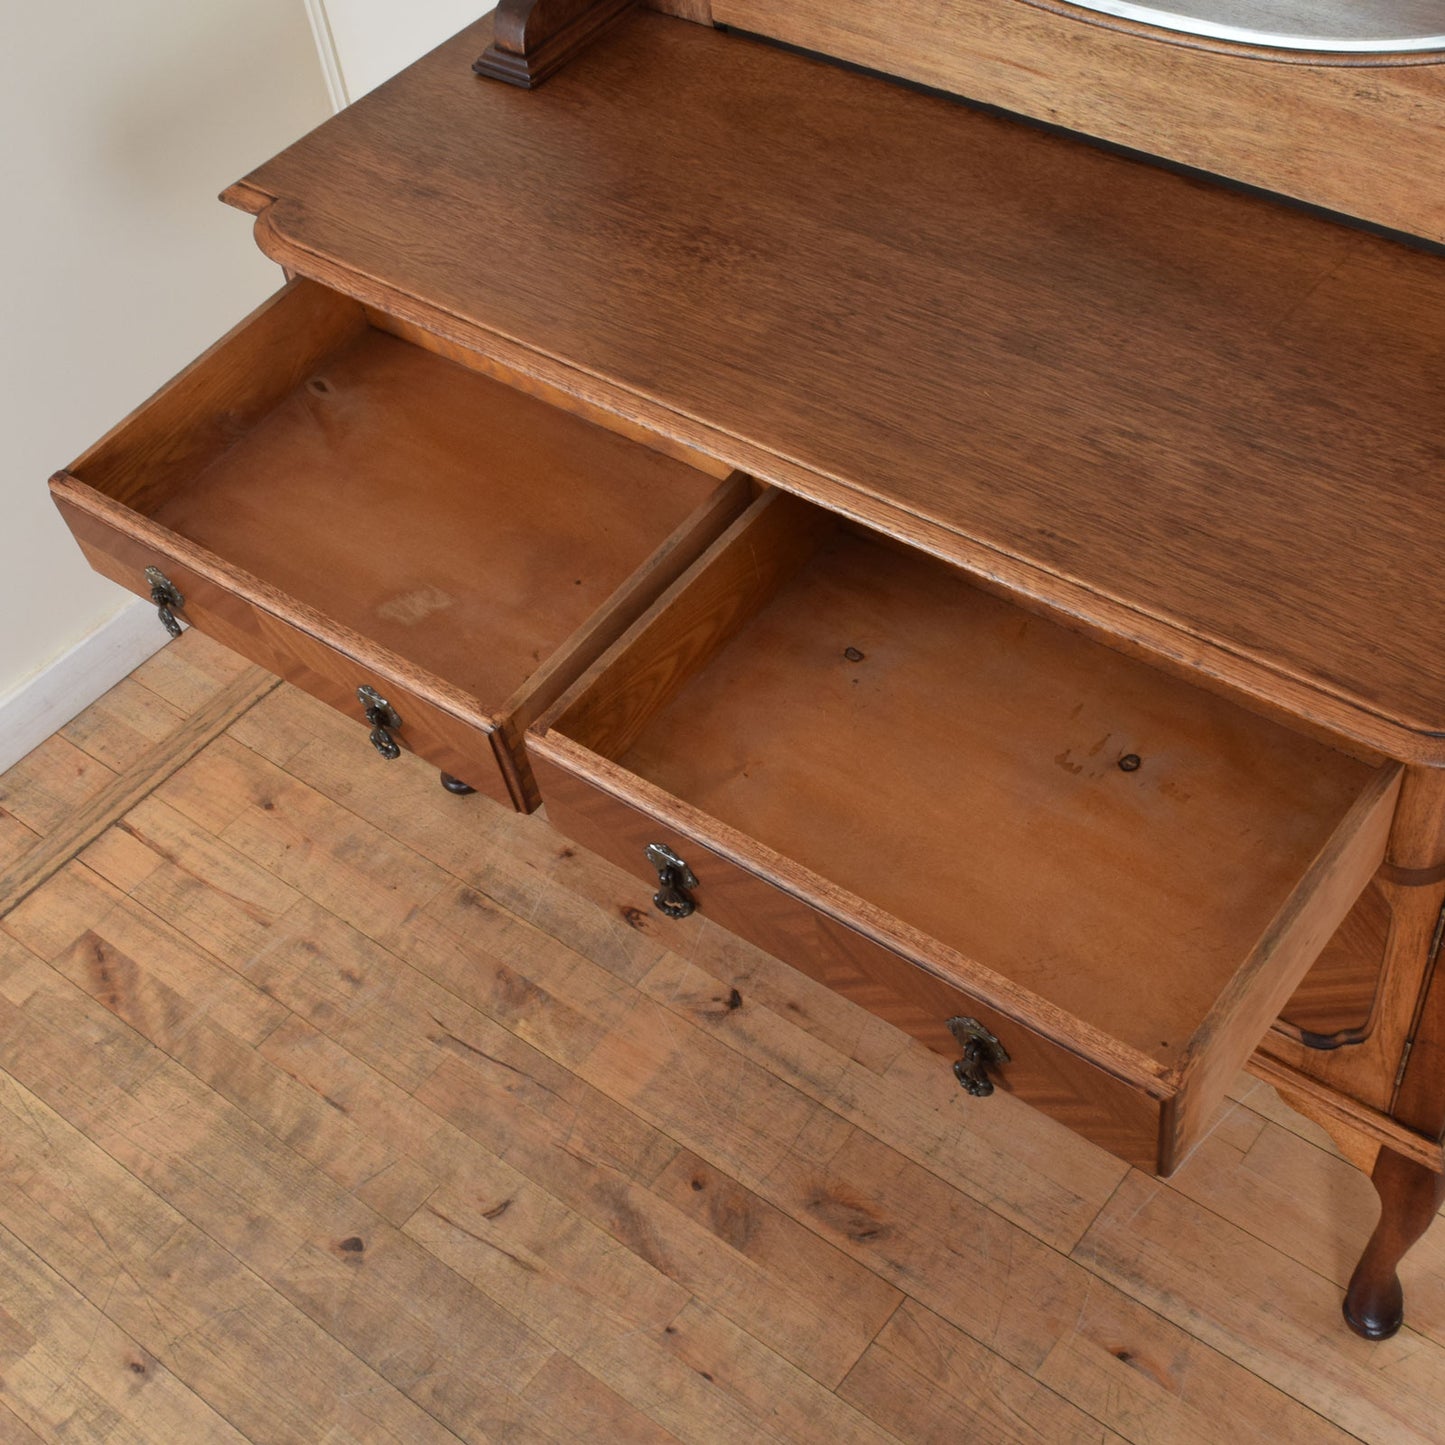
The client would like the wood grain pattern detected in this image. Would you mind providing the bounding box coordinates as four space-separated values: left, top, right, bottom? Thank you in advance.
542 494 1395 1117
607 512 1388 1064
365 307 735 479
531 493 1408 1171
67 281 367 518
6 659 1443 1426
216 680 1134 1252
1260 765 1445 1116
1245 1055 1440 1174
1077 1169 1445 1441
0 666 277 918
531 727 1405 1175
532 747 1167 1170
1387 765 1445 874
475 0 638 87
1275 880 1391 1042
139 327 726 720
41 0 1445 1355
229 11 1445 761
1261 877 1445 1111
712 0 1445 241
1170 761 1401 1166
53 278 745 810
0 739 117 844
549 489 827 762
0 1142 249 1443
500 470 753 741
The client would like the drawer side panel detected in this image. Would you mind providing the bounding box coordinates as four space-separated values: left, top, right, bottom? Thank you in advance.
1169 761 1402 1168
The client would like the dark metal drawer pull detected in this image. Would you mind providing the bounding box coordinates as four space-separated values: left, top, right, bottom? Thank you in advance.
646 842 697 919
144 566 185 638
948 1016 1010 1097
357 685 403 760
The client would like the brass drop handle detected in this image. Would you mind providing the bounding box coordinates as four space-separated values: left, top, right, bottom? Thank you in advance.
646 842 698 919
145 566 185 639
948 1016 1010 1097
357 685 403 760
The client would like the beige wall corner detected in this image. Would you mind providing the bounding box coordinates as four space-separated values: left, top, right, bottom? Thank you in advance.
1 1 331 744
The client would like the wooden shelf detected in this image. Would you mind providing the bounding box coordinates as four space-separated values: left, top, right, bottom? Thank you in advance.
229 8 1445 758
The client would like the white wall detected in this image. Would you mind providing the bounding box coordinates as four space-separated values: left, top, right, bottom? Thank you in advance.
0 0 473 766
0 2 330 744
307 0 484 103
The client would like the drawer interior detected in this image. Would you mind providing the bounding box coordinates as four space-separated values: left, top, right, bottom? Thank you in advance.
545 491 1393 1073
63 280 729 714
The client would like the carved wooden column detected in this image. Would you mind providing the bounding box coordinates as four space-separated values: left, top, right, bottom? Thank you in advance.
474 0 638 87
1342 764 1445 1337
1345 1148 1445 1339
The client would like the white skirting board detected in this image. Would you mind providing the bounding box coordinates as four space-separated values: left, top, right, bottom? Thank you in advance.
0 599 170 776
303 0 351 111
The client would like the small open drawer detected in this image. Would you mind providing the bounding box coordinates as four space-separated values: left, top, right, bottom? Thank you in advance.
529 490 1402 1172
51 279 749 809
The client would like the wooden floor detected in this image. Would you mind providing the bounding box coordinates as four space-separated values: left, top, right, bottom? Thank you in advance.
2 631 1444 1444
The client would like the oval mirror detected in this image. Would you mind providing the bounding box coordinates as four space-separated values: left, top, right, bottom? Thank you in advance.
1055 0 1445 53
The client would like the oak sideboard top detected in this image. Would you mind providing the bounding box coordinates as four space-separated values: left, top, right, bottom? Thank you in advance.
228 8 1445 762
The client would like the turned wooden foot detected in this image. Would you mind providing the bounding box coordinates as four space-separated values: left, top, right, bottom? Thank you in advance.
1343 1147 1445 1340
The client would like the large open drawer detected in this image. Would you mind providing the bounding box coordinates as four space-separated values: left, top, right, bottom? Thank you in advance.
529 490 1402 1171
51 279 748 809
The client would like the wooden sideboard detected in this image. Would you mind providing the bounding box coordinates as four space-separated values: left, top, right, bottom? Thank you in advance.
51 1 1445 1340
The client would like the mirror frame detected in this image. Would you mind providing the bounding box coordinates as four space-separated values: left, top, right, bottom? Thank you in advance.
1022 0 1445 64
693 0 1445 242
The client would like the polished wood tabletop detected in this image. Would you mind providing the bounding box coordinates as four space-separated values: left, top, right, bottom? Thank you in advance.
230 9 1445 759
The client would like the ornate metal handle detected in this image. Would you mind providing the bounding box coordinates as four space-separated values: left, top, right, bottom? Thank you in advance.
646 842 697 919
947 1016 1010 1097
357 685 403 760
144 566 185 639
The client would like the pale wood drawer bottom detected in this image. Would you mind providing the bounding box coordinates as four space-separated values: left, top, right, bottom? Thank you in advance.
528 490 1400 1174
51 278 749 809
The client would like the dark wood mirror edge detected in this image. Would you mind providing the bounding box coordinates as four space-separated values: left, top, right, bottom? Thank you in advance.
488 0 1444 73
1015 0 1445 67
691 0 1445 245
476 0 1443 246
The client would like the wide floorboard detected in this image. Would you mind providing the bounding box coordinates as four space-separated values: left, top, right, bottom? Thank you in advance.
0 629 1441 1443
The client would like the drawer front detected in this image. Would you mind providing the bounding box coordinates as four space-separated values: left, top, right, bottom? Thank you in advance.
528 489 1401 1174
57 491 518 805
533 751 1167 1171
51 280 753 815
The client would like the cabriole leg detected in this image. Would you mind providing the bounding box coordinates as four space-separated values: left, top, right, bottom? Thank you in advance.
1343 1147 1445 1340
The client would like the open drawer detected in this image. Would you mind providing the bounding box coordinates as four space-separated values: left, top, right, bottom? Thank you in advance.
51 279 749 809
529 490 1403 1172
